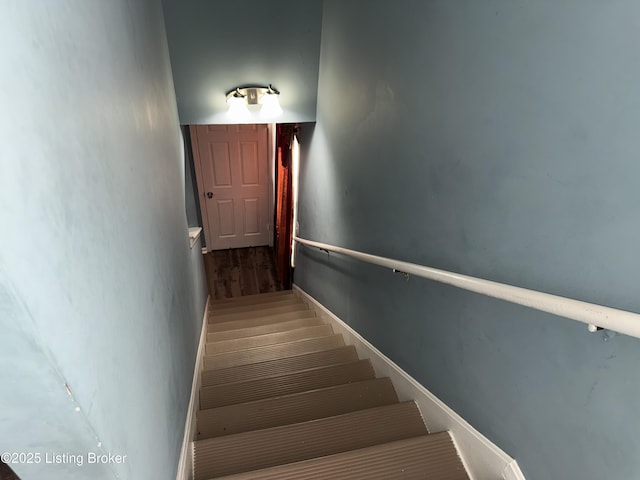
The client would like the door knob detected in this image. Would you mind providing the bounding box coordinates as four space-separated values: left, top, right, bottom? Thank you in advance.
206 192 214 199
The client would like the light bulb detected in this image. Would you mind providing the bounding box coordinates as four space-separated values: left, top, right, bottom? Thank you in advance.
260 92 283 118
227 95 249 120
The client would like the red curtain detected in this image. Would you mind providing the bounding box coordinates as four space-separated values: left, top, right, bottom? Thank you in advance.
274 125 295 289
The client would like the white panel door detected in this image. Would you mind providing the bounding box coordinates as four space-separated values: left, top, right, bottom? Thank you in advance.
195 124 270 250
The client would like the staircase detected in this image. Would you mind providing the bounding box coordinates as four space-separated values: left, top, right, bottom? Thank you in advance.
194 290 470 479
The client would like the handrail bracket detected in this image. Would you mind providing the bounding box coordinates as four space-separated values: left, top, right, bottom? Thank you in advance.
393 268 411 281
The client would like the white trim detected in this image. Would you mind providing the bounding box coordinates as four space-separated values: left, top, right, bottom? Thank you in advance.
502 460 527 480
293 285 525 480
267 123 276 248
294 236 640 339
290 135 300 268
176 295 210 480
188 227 203 249
189 125 213 250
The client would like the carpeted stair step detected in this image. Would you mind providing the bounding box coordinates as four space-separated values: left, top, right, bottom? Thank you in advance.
201 346 359 387
203 335 345 370
212 291 295 308
213 432 469 480
197 377 399 439
205 324 334 355
207 317 325 342
193 402 427 480
211 297 304 316
199 359 375 409
207 310 317 333
209 303 310 324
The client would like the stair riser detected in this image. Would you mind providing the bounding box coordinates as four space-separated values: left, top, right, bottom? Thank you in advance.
207 318 325 342
207 310 317 333
203 335 345 370
211 298 304 316
205 325 334 355
201 346 359 387
212 291 294 308
197 378 399 440
210 304 310 324
212 433 469 480
199 360 376 410
193 402 428 480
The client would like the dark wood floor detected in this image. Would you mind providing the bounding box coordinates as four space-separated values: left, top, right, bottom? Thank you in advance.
0 462 19 480
204 246 284 300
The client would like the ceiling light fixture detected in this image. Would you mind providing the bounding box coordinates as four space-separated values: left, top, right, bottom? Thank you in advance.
225 84 282 119
226 92 250 120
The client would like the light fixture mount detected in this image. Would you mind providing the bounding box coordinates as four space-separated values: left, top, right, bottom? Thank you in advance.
225 84 283 118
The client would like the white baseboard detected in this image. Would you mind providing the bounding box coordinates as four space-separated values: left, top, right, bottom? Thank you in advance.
293 285 525 480
502 460 527 480
176 295 210 480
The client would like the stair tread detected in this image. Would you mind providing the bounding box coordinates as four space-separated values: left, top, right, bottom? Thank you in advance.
199 359 375 409
201 346 359 387
210 303 310 324
211 297 304 315
193 402 427 480
207 317 325 342
197 377 399 439
212 291 294 307
214 432 469 480
203 334 345 370
208 310 317 333
205 324 334 355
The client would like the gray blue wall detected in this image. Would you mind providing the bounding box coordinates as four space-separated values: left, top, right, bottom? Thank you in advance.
162 0 323 124
0 2 207 479
295 1 640 479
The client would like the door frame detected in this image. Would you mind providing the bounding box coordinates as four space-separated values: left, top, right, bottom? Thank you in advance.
189 124 276 252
